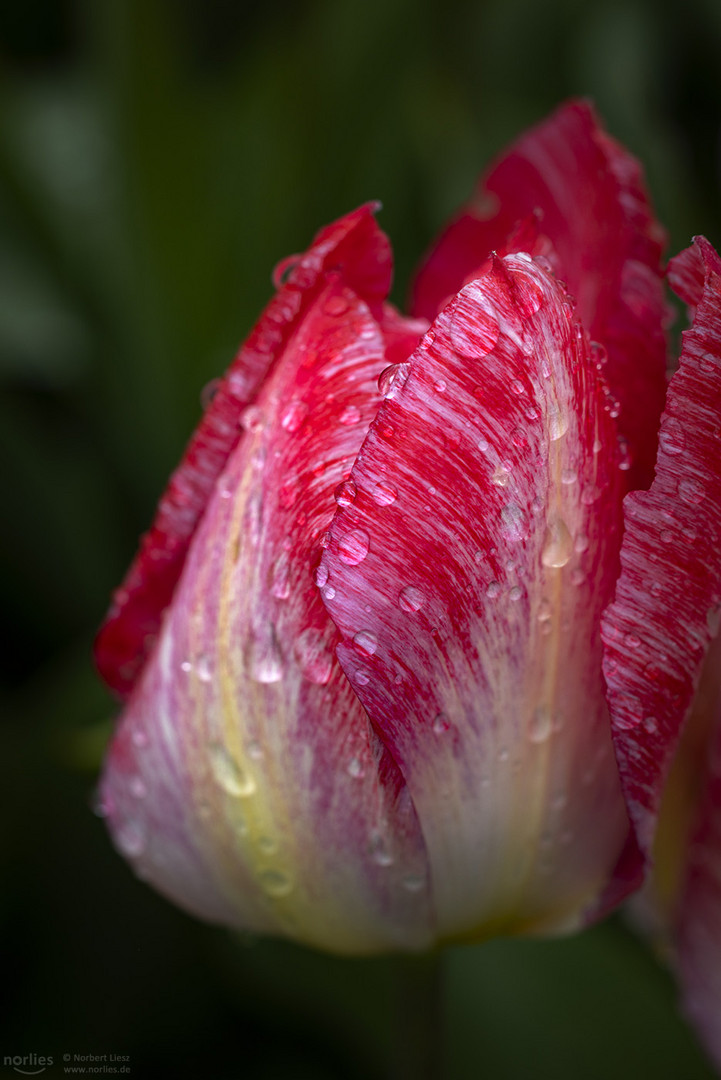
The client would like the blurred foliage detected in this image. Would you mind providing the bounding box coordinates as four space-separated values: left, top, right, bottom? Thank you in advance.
2 0 721 1077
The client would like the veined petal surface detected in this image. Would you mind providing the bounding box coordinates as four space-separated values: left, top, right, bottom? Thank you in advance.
99 272 433 954
95 204 392 699
321 253 632 943
602 237 721 1067
411 100 668 491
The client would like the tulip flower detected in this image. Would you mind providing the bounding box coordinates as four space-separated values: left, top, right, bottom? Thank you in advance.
95 101 721 1063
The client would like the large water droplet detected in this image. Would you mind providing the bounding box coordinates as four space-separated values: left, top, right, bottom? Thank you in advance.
372 480 398 506
334 480 357 508
209 743 256 797
353 629 378 656
548 404 568 441
293 627 333 685
339 529 370 565
399 585 425 612
377 362 410 398
529 705 553 743
432 712 450 735
323 292 350 317
541 518 573 568
678 477 706 504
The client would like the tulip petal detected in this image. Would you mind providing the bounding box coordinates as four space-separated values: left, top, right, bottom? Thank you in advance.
320 253 632 943
601 236 721 856
601 237 721 1066
100 271 434 952
95 203 392 699
411 100 668 490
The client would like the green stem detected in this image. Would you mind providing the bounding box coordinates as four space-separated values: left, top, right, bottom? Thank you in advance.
393 950 444 1080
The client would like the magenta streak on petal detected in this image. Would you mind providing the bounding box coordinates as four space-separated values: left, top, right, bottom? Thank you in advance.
320 253 632 940
101 274 434 951
602 237 721 858
410 100 668 492
95 204 392 700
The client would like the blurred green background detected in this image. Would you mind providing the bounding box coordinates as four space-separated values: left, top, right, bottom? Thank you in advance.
2 0 720 1077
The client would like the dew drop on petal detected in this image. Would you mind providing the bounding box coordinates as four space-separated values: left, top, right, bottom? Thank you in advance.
369 833 394 867
548 404 568 441
132 729 149 749
323 293 350 317
449 293 500 358
500 503 529 543
399 585 426 612
402 873 425 893
372 480 398 506
270 551 291 599
529 705 553 744
353 629 378 656
281 399 308 433
315 563 329 588
129 776 147 799
541 518 573 568
486 581 501 599
377 362 410 398
334 480 357 508
678 478 706 505
240 404 265 434
260 869 293 898
432 712 451 735
209 743 256 797
339 529 370 565
247 632 284 684
339 405 361 426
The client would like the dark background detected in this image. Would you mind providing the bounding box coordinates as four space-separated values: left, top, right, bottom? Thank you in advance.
2 0 721 1077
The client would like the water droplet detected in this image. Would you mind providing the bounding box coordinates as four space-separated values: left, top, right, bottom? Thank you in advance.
347 756 365 779
510 379 525 395
500 503 529 542
270 551 291 599
574 533 589 554
209 744 256 797
659 418 686 455
486 581 501 598
570 567 586 586
492 464 510 487
322 584 336 601
561 468 577 485
529 705 552 743
432 712 450 735
293 627 333 685
509 585 523 602
353 629 378 656
247 632 283 684
614 692 644 731
334 480 357 508
281 399 308 433
116 820 146 858
434 378 447 393
315 563 329 588
201 378 222 410
339 529 370 565
625 632 641 649
678 478 706 504
402 873 425 893
272 253 301 289
477 437 490 452
372 480 398 506
369 833 394 866
399 585 425 612
339 404 361 426
323 292 350 317
180 660 193 674
644 716 658 735
548 404 568 441
239 404 265 434
354 668 371 686
377 362 410 398
260 868 293 898
196 654 212 683
129 776 147 799
541 518 573 568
